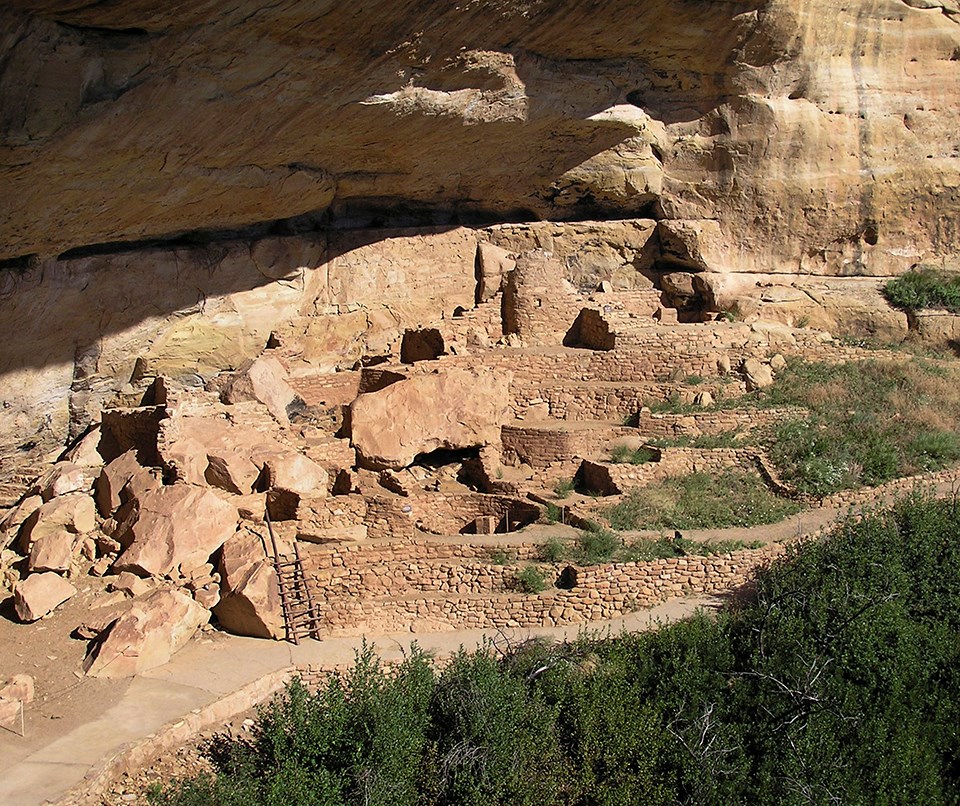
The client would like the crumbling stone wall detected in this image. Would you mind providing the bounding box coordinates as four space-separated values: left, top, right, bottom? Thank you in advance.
634 407 805 440
579 448 761 495
501 424 636 468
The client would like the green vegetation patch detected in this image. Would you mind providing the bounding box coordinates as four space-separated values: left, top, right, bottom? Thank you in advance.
513 565 548 594
150 497 960 805
883 267 960 314
650 429 745 450
604 470 801 531
763 358 960 496
609 444 657 464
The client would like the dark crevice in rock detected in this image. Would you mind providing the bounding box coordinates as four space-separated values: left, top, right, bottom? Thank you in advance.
54 203 663 262
56 22 151 39
0 254 36 273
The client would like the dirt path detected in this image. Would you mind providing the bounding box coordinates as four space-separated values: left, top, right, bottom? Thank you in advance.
0 594 719 806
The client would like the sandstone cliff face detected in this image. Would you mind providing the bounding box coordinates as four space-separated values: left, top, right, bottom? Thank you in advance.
1 0 957 274
1 0 959 462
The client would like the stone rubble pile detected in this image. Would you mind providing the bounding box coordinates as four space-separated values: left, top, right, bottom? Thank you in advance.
0 355 350 678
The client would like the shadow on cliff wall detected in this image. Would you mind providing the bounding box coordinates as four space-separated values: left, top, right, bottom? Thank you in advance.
0 0 768 387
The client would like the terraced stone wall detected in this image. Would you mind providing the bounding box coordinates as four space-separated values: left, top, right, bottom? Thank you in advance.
307 542 784 635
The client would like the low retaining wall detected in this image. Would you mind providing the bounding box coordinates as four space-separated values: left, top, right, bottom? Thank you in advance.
580 448 760 495
318 544 783 635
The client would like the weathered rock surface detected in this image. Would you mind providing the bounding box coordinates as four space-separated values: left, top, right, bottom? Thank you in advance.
213 531 283 640
741 358 775 391
0 0 959 462
350 367 513 469
113 485 239 578
61 426 105 468
95 451 143 517
32 462 94 502
17 493 96 552
82 588 208 678
0 674 34 728
257 451 328 498
220 356 302 425
27 530 77 573
13 572 76 621
0 495 42 544
4 0 957 276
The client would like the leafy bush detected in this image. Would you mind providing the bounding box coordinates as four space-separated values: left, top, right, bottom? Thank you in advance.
574 527 622 564
488 548 515 566
604 470 800 531
541 502 563 524
884 267 960 313
513 565 548 594
537 536 567 563
552 477 576 499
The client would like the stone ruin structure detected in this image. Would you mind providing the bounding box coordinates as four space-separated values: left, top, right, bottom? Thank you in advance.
0 0 959 691
3 223 958 681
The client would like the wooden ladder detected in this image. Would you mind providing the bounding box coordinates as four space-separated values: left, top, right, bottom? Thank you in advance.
265 512 322 645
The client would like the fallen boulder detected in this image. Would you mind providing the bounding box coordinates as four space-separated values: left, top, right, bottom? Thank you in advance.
213 531 283 640
18 494 96 553
28 531 78 574
220 356 303 425
741 357 774 391
95 450 142 517
83 588 208 678
350 367 512 469
14 573 76 621
1 495 43 546
113 485 239 578
33 462 94 502
62 426 104 468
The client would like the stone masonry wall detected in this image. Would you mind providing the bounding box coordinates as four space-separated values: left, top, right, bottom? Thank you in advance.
311 543 784 634
501 424 637 467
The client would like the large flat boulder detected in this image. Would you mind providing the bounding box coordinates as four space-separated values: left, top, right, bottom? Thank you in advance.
17 493 96 553
32 462 95 502
213 531 283 640
14 573 76 621
83 588 208 678
95 450 142 517
220 355 303 425
113 485 239 578
28 531 78 574
350 367 512 469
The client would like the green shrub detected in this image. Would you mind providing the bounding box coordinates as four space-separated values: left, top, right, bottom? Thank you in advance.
651 429 744 449
150 498 960 806
538 536 567 563
609 444 657 464
513 565 548 594
884 267 960 314
541 502 563 524
552 477 576 499
488 548 515 566
574 528 622 564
